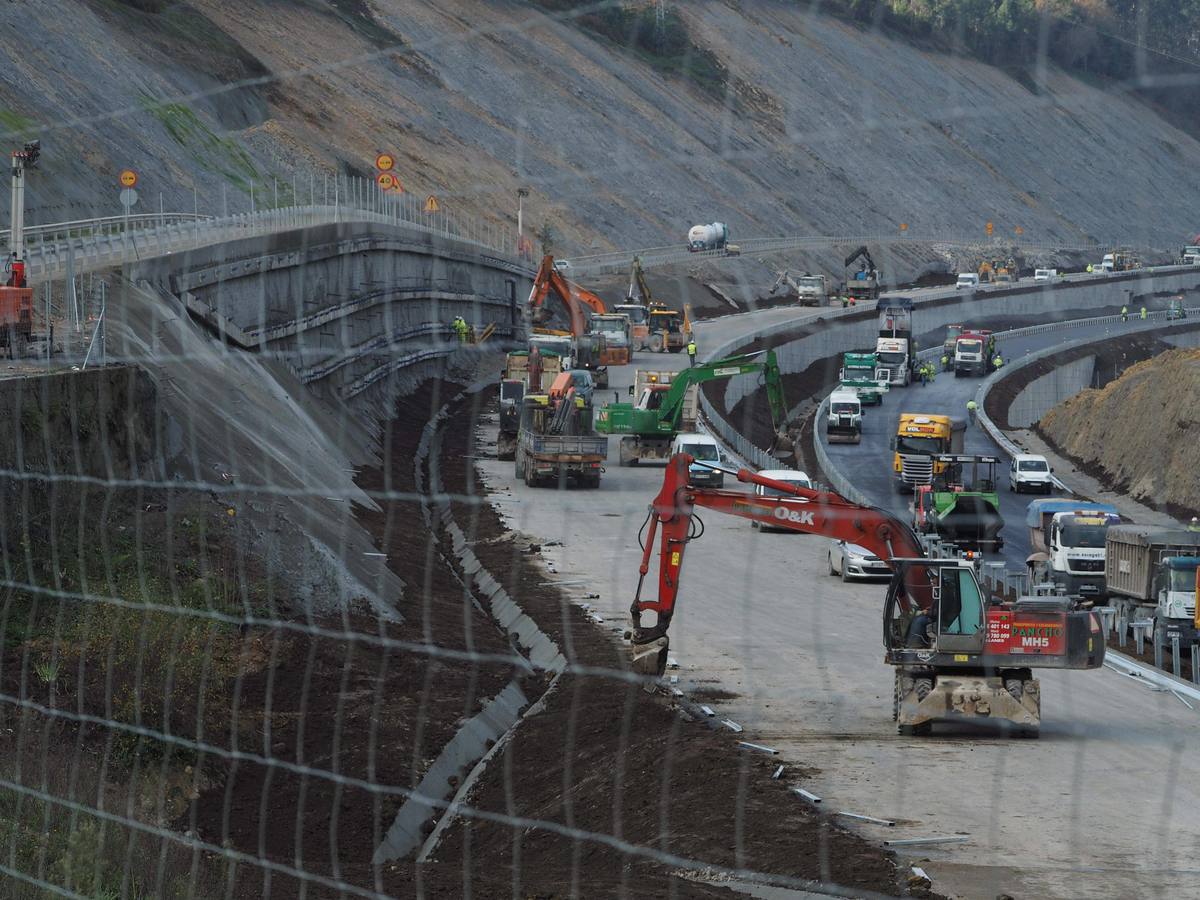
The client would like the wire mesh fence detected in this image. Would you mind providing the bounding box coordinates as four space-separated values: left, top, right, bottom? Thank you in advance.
3 0 1200 898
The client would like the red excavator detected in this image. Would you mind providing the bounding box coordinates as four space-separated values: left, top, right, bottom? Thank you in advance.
527 255 607 336
629 455 1106 736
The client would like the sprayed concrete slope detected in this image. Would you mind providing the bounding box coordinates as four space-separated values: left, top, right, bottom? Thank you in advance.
0 0 1195 251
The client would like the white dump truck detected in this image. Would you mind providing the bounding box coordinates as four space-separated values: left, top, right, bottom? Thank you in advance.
1105 525 1200 647
1026 499 1120 600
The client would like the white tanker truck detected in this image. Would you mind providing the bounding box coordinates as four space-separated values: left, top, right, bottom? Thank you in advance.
687 222 729 252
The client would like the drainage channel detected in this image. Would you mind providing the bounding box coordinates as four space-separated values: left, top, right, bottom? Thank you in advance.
373 376 566 865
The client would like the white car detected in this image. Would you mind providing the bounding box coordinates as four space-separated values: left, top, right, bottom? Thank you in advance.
828 540 891 581
1033 268 1058 282
955 273 980 290
1009 454 1054 494
751 469 813 531
671 433 724 488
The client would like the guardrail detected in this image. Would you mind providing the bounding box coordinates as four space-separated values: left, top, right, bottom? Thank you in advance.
24 200 526 284
972 309 1198 459
0 213 214 249
562 233 1123 275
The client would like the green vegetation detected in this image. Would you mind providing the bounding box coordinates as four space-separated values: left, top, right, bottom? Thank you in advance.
140 98 261 193
830 0 1200 89
0 109 36 135
534 1 728 97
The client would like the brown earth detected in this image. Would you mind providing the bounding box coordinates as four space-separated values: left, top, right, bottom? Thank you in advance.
1038 347 1200 521
151 373 911 898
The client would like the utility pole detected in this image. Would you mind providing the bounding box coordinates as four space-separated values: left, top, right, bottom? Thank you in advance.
517 187 529 258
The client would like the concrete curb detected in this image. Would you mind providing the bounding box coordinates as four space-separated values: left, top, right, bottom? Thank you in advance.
375 376 567 865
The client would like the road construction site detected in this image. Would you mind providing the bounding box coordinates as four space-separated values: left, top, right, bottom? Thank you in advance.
479 265 1200 900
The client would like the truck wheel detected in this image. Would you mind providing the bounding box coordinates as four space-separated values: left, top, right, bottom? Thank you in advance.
515 449 524 481
649 334 664 353
668 345 681 354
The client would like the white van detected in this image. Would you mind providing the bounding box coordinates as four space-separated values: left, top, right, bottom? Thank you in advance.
1033 268 1058 282
752 469 814 531
671 433 724 487
1009 454 1054 494
955 273 980 290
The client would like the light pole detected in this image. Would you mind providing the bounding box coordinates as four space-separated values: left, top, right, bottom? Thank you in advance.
517 187 529 258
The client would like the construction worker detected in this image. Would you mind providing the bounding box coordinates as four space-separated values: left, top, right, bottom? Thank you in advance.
453 316 469 344
1189 517 1200 533
1140 306 1148 320
966 399 978 425
993 354 1004 370
687 338 697 365
1086 263 1093 273
840 295 849 309
940 354 950 371
1120 305 1128 323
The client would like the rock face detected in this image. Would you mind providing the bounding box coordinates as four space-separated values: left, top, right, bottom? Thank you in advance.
4 0 1200 250
1039 348 1200 513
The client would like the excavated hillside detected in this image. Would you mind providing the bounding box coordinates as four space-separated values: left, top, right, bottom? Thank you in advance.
2 0 1197 250
1040 348 1200 517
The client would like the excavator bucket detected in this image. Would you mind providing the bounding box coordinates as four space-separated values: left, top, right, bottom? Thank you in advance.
630 636 669 678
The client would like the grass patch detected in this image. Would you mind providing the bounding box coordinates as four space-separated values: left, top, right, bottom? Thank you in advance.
0 109 36 135
139 98 261 193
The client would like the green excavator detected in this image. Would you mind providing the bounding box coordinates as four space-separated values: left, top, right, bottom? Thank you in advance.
595 349 794 466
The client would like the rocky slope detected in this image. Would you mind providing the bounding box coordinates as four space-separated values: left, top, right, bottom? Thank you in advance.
1 0 1196 252
1039 347 1200 515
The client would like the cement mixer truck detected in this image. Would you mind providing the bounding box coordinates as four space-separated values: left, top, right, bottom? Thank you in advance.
687 222 729 252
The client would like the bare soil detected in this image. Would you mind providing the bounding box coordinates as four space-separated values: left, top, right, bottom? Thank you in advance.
1035 342 1200 521
166 374 910 897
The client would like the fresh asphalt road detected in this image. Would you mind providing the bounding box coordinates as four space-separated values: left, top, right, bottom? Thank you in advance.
476 301 1200 900
824 316 1157 570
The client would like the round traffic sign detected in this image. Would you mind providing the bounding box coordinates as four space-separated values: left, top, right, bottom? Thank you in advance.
377 172 396 190
120 187 139 208
119 169 138 188
375 153 395 172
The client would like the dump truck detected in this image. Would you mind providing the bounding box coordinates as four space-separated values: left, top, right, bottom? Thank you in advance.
953 330 996 377
891 413 965 492
499 349 564 459
770 270 828 306
839 351 887 405
912 455 1005 552
1105 525 1200 645
596 351 791 466
514 387 607 488
876 297 916 386
942 324 964 369
590 313 632 366
825 389 862 444
1026 500 1121 600
843 246 881 302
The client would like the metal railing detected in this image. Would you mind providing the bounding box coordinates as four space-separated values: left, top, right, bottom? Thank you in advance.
562 232 1125 276
23 199 527 284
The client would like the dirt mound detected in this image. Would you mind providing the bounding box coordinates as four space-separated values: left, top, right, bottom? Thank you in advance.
1040 348 1200 517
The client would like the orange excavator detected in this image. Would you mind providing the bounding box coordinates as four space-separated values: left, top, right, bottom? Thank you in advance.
629 455 1107 736
527 255 607 336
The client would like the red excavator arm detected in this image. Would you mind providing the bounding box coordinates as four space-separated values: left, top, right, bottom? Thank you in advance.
528 255 607 336
630 454 930 660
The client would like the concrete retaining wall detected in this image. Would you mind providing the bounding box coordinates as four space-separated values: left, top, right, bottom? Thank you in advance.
1006 355 1097 428
129 221 532 409
720 268 1200 413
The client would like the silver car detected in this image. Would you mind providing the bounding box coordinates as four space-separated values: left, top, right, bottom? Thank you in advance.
827 540 891 582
